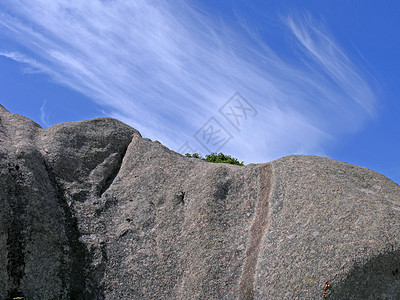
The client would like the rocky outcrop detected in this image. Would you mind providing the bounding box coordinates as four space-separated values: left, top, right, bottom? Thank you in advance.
0 104 399 299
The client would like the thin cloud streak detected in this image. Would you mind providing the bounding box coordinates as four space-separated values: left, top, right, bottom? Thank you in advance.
39 99 50 128
285 15 376 116
0 1 378 163
0 51 51 74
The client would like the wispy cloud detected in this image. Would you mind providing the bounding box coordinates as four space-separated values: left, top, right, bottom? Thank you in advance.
0 51 51 74
39 99 51 128
0 1 378 163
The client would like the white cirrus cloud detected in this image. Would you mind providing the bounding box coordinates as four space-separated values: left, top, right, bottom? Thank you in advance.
39 99 51 128
0 1 378 163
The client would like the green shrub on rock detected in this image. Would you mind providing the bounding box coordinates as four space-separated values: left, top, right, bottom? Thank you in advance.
185 152 244 166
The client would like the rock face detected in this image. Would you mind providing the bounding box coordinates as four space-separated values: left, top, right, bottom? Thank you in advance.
0 104 399 299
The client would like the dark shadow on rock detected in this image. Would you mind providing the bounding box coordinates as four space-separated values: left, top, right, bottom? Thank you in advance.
329 249 400 299
44 162 105 300
99 145 129 198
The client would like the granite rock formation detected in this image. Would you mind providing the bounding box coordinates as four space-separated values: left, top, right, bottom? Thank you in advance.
0 104 399 299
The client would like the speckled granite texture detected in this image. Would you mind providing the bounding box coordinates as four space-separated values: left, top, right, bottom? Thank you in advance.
0 104 399 299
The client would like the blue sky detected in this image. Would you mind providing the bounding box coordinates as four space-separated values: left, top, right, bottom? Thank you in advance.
0 0 399 184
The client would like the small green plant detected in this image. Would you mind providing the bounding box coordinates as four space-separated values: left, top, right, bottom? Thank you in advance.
185 152 200 159
185 152 244 166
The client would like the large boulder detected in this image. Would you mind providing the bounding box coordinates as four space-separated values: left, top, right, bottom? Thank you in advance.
0 104 399 299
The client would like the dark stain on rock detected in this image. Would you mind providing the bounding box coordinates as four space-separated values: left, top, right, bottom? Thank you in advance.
213 181 231 201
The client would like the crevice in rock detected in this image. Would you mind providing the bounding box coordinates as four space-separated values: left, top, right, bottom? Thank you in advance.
174 191 185 205
43 160 104 299
99 143 129 198
238 163 273 300
6 219 25 300
5 162 26 300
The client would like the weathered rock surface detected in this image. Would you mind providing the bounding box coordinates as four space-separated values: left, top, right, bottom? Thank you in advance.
0 104 399 299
